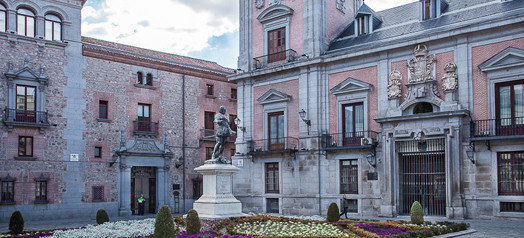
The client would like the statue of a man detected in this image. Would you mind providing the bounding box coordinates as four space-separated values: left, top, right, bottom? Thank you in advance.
207 106 236 164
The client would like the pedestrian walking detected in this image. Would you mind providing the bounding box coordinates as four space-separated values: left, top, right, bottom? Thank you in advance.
340 194 349 219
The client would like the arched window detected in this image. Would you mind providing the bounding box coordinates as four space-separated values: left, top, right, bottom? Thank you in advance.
137 72 143 84
146 73 153 86
413 102 434 114
17 8 35 37
0 4 6 32
45 14 62 41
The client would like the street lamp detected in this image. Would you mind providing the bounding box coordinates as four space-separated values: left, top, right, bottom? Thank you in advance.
466 143 475 164
234 117 246 132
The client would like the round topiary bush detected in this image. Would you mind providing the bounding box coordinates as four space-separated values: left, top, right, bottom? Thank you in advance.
185 209 201 235
9 211 24 234
154 205 175 238
96 209 110 225
327 202 340 222
410 201 424 225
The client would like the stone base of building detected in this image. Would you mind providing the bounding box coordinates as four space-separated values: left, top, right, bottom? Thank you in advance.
193 163 247 219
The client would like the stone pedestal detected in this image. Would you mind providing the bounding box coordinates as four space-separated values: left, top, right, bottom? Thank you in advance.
193 164 246 219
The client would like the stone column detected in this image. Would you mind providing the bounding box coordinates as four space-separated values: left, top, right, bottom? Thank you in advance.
119 164 132 216
157 166 167 213
35 16 45 39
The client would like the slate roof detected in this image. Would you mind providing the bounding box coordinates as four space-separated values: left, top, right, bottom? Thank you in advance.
81 37 234 75
328 0 524 53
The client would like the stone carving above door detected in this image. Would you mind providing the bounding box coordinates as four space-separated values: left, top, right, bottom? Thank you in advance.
407 44 435 84
441 62 458 92
388 70 402 99
255 0 264 9
269 0 283 6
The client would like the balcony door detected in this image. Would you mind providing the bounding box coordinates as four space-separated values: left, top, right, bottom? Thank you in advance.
268 112 284 150
16 85 36 122
268 27 286 63
342 103 364 146
137 104 151 132
495 80 524 136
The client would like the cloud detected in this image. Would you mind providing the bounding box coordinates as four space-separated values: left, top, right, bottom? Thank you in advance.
81 0 238 67
188 31 239 69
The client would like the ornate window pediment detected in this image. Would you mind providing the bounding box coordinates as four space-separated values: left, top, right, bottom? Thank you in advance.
330 77 372 96
479 47 524 72
257 4 293 23
5 59 48 84
258 89 291 105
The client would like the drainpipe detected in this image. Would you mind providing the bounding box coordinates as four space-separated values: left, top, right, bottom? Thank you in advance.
182 74 186 213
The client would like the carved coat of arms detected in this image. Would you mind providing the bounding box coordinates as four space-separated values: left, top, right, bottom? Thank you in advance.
388 70 402 99
336 0 346 13
407 44 435 84
255 0 264 9
269 0 283 6
441 62 458 92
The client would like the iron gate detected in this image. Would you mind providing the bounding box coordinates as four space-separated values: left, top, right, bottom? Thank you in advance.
398 139 446 216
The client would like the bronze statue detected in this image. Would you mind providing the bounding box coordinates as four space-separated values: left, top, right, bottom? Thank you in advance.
205 106 236 164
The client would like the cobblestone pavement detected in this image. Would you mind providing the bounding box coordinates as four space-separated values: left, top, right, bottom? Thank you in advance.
1 214 523 237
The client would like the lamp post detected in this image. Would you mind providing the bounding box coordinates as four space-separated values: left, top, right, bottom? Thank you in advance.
466 143 475 164
299 109 311 135
234 117 246 132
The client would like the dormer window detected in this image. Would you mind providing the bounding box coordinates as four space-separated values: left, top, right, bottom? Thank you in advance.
356 15 369 35
353 3 381 37
420 0 445 21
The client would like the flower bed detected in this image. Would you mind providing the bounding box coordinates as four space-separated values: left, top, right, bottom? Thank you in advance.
354 223 409 236
0 231 54 238
50 218 160 238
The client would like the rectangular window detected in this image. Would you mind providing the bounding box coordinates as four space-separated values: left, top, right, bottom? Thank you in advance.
0 180 15 204
266 198 279 213
204 111 215 130
500 202 524 212
35 181 47 202
421 0 436 20
231 88 237 100
498 151 524 195
92 186 104 202
268 112 285 150
206 84 214 96
99 100 108 119
357 16 368 35
205 147 213 161
229 114 237 132
94 147 102 158
342 103 364 146
16 85 36 122
340 159 358 194
192 180 202 199
347 199 358 213
495 80 524 135
137 104 151 131
146 73 153 86
265 162 279 193
268 27 286 63
18 136 33 157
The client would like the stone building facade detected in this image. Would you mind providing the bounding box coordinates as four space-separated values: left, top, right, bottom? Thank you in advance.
230 0 524 219
0 0 236 221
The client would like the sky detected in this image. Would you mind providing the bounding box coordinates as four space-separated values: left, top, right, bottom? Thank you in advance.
82 0 416 69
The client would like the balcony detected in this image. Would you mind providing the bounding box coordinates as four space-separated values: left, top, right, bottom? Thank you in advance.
199 129 236 143
471 117 524 140
253 49 298 70
133 120 159 137
321 131 379 150
3 108 50 133
248 137 299 155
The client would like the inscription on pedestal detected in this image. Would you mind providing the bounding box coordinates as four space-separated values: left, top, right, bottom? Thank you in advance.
217 175 230 194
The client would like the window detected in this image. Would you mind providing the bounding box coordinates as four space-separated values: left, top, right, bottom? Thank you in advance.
92 186 104 202
498 151 524 195
265 162 279 193
94 147 102 158
413 102 434 114
16 85 36 122
17 8 35 37
205 147 213 161
268 112 285 150
421 0 436 20
146 73 153 86
268 27 286 63
18 136 33 157
35 181 47 203
0 178 15 204
192 179 202 199
229 114 237 132
501 202 524 212
137 104 151 131
340 160 358 194
0 4 6 32
356 15 369 35
342 103 364 146
204 111 215 130
45 14 61 41
266 198 279 213
231 148 236 156
496 80 524 135
137 72 143 84
231 88 237 100
99 100 108 119
206 84 214 96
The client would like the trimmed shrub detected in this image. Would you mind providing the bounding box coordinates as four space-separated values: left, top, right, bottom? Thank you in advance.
9 211 24 234
96 209 110 225
185 209 201 235
327 202 340 222
154 205 175 238
410 201 424 225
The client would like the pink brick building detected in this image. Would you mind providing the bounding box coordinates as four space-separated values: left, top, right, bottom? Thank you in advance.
230 0 524 219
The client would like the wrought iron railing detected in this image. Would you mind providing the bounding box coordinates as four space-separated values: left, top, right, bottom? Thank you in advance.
133 120 159 135
199 129 236 143
253 49 298 69
4 108 49 124
321 131 379 148
471 117 524 138
249 137 299 153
